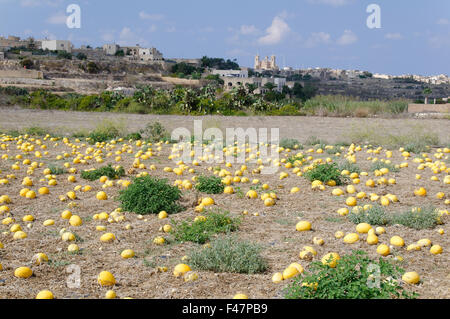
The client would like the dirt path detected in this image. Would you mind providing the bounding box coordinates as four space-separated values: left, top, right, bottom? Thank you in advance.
0 106 449 143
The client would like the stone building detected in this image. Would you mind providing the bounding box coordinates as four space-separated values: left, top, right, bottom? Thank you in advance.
41 40 72 53
211 69 248 78
223 76 285 94
103 44 120 56
254 55 279 71
138 47 163 61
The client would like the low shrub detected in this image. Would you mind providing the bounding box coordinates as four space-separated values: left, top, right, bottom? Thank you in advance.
391 207 440 230
348 205 390 226
304 163 346 185
172 210 240 244
81 165 125 181
348 205 441 230
286 155 304 165
284 250 417 299
24 126 47 136
189 235 268 274
338 161 361 174
370 161 399 173
119 176 182 215
279 138 302 149
48 164 66 175
139 121 169 143
195 175 224 194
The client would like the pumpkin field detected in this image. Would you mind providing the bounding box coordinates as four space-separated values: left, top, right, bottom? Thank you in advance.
0 112 449 299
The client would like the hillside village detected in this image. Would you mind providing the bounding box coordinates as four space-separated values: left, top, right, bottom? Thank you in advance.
0 35 449 102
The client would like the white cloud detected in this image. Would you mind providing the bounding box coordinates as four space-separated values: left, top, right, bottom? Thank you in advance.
20 0 62 7
258 15 291 45
385 33 403 40
226 48 251 57
305 32 331 48
437 18 449 25
166 26 176 33
148 25 157 33
240 25 259 35
139 11 165 21
41 29 57 40
308 0 354 6
428 33 450 48
337 29 357 45
199 26 215 33
118 27 148 47
46 11 67 25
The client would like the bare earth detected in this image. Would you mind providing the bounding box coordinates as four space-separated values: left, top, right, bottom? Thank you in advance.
0 107 449 299
0 106 449 144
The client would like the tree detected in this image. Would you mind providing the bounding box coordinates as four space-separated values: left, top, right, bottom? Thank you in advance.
115 50 125 57
245 83 257 94
76 52 87 60
20 58 34 69
263 82 276 91
423 87 432 104
292 82 304 99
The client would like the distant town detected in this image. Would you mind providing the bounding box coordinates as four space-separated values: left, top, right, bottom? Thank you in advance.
0 34 449 102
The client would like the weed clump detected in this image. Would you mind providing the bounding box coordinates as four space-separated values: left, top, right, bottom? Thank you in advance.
81 165 125 181
284 250 417 299
195 175 224 194
172 210 240 244
189 235 268 274
119 176 182 215
304 163 346 185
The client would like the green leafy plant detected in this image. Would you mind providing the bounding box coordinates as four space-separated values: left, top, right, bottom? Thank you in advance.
391 206 440 230
304 163 346 185
348 205 390 226
172 210 240 244
338 161 361 174
279 138 302 149
195 175 224 194
81 165 125 181
348 205 440 230
119 176 182 215
284 250 418 299
139 121 169 143
189 235 267 274
370 161 400 173
48 164 66 175
286 154 304 165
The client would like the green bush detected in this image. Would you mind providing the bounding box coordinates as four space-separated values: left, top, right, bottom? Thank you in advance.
172 210 240 244
304 163 346 185
284 250 417 299
370 161 399 173
48 164 66 175
81 165 125 181
119 176 182 215
139 121 169 142
24 126 47 136
189 235 268 274
338 161 361 174
348 205 390 226
87 119 125 143
348 205 440 230
195 175 224 194
286 155 304 165
280 138 302 149
391 207 440 230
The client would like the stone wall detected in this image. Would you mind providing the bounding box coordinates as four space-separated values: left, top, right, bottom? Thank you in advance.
408 103 450 113
0 69 43 79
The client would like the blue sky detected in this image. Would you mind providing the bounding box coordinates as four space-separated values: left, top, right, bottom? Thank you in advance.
0 0 449 75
